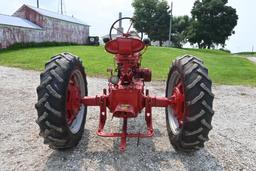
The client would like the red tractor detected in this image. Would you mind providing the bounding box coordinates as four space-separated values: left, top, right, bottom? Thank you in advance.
35 18 214 152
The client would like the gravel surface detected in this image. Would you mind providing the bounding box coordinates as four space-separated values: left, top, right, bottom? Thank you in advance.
0 66 256 171
247 57 256 64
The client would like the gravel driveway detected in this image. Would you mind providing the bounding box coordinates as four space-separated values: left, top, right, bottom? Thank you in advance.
0 66 255 171
247 57 256 64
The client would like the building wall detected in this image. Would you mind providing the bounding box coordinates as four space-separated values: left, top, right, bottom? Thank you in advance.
41 16 89 44
13 6 44 27
0 6 89 48
0 25 43 48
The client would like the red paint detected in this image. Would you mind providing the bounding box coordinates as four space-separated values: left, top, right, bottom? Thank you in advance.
80 27 178 151
68 18 187 151
105 37 145 55
171 82 185 127
66 73 81 125
108 81 144 118
82 89 174 151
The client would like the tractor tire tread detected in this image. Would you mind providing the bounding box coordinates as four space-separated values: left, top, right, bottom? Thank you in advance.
45 121 64 133
186 110 205 122
201 119 213 130
197 68 211 82
186 75 202 90
46 85 62 99
202 100 215 115
37 76 52 91
185 127 203 136
44 102 62 118
200 83 214 98
35 52 87 149
181 140 200 146
35 93 49 109
166 55 214 152
36 112 48 124
50 70 64 83
187 91 205 106
198 134 209 141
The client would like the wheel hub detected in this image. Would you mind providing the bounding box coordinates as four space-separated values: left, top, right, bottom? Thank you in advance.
172 82 185 127
66 74 81 125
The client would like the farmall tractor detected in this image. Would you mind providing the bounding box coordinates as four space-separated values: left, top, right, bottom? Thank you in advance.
35 18 214 152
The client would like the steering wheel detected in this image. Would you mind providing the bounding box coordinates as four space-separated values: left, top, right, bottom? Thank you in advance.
109 17 143 40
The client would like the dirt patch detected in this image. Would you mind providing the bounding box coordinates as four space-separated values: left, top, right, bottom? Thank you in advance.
0 66 256 171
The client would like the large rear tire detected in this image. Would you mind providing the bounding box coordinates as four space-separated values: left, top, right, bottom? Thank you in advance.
35 53 88 149
166 55 214 152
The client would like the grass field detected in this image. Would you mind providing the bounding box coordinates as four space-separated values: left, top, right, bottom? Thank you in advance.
0 45 256 86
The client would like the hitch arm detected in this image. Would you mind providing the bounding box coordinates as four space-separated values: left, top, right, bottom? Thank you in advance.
145 96 175 108
82 96 104 106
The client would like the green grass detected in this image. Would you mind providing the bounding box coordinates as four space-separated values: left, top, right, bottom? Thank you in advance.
0 45 256 86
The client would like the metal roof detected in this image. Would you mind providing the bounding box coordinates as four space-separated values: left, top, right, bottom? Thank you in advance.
25 5 88 26
0 14 42 29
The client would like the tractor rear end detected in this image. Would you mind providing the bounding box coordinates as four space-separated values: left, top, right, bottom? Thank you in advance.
35 17 214 152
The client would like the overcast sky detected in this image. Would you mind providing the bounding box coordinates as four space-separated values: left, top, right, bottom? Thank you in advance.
0 0 255 53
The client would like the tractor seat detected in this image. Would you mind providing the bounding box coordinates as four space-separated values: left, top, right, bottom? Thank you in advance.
105 37 145 55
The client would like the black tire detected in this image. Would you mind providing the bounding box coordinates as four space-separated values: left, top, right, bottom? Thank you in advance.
166 55 214 152
35 52 88 149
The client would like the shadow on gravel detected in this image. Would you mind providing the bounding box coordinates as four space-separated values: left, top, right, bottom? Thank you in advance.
43 121 223 171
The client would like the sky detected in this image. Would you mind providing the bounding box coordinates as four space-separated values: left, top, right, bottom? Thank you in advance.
0 0 255 53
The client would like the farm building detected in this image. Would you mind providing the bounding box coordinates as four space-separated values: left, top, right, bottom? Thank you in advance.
0 4 89 49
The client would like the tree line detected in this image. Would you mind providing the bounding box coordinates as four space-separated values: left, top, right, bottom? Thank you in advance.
132 0 238 49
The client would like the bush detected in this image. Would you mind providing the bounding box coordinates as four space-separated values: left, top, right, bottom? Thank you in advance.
219 48 231 53
235 52 256 56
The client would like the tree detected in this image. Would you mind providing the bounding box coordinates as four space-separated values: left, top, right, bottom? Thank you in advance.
187 0 238 49
132 0 170 46
171 16 192 48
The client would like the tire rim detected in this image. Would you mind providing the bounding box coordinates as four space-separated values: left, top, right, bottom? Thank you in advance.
66 69 85 134
167 71 185 135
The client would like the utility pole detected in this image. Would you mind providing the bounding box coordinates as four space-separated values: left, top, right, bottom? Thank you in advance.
37 0 39 8
117 12 124 35
168 1 173 47
61 0 63 14
58 0 65 15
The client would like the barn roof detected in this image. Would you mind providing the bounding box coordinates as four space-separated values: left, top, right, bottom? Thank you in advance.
25 5 88 26
0 14 42 29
